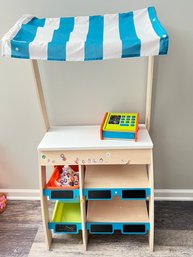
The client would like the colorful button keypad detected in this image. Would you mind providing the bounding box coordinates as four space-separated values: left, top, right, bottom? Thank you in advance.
120 115 136 127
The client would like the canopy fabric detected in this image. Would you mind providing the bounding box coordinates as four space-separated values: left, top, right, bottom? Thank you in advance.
2 6 168 61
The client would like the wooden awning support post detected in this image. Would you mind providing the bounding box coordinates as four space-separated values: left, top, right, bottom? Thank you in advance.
145 56 154 131
31 60 50 132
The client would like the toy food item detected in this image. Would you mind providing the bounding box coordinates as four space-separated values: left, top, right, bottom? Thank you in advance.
55 165 79 187
0 193 7 213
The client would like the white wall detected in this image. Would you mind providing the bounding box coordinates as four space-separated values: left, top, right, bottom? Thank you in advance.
0 0 193 191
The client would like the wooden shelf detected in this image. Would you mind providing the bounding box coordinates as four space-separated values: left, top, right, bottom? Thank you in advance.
84 165 149 189
87 197 149 223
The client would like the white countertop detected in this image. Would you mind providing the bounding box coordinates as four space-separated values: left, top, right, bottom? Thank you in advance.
38 124 153 151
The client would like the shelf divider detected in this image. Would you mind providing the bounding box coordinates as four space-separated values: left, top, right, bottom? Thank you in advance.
79 165 88 251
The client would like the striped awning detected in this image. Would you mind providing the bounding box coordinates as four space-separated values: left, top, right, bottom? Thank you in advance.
1 6 168 61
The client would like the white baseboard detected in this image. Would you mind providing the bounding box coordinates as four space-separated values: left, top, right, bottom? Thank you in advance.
155 189 193 201
0 189 40 200
1 189 193 201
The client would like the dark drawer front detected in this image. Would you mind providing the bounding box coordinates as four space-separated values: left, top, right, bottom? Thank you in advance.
90 224 113 233
88 190 111 199
51 190 73 199
123 224 146 233
55 224 77 233
122 190 146 199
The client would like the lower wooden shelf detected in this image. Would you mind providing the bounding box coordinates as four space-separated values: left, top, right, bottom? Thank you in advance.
84 165 150 200
87 197 149 234
48 201 82 234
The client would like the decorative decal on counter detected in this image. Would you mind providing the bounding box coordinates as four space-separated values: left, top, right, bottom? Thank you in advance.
60 153 66 161
99 158 103 163
74 158 79 164
40 152 130 165
121 159 130 164
106 152 111 158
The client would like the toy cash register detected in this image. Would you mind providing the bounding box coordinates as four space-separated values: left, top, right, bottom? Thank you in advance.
100 112 139 141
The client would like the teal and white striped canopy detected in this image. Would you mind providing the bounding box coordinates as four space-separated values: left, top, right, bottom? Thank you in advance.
2 7 168 61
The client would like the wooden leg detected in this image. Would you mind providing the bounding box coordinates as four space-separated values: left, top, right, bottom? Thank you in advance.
79 165 88 251
148 151 154 251
39 155 52 250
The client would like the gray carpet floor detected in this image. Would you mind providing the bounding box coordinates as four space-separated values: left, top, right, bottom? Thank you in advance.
1 201 193 257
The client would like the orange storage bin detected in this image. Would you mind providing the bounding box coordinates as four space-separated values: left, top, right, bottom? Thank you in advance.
46 166 79 190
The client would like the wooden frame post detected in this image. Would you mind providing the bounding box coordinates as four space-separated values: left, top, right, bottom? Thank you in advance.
148 151 154 251
31 60 50 132
145 57 154 251
38 152 52 250
145 56 154 131
79 165 88 250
